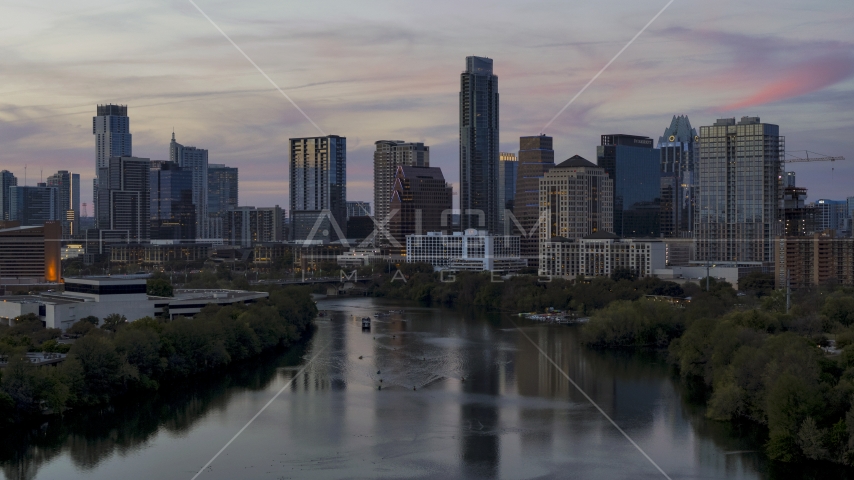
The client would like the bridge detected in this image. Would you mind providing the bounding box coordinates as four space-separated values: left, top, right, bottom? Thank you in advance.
252 274 378 295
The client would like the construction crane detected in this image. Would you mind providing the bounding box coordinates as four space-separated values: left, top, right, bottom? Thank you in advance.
783 150 845 164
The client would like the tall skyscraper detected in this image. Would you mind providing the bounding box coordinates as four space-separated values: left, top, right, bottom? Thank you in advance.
696 117 783 263
513 135 555 267
93 104 132 222
389 165 453 253
289 135 347 242
46 170 80 237
0 170 17 221
597 134 661 237
171 132 209 238
498 152 518 233
346 201 371 219
373 140 429 225
96 156 151 242
539 156 614 275
460 56 499 233
814 199 848 236
9 184 59 226
224 206 285 247
658 116 698 239
208 163 238 239
150 161 195 241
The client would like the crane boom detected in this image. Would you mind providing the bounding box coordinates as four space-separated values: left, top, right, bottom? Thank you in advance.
784 150 845 163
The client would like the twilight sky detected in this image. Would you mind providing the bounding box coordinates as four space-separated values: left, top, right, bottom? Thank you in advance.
1 0 853 212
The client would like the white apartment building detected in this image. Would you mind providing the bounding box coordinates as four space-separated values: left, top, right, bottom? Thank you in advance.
540 232 665 278
406 229 526 273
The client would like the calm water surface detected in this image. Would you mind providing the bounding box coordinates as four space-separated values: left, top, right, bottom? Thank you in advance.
1 297 848 479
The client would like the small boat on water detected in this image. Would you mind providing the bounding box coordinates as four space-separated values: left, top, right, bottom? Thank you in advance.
361 317 371 329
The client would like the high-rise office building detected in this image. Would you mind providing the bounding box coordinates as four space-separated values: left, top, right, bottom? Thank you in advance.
46 170 80 237
460 56 499 233
389 165 453 253
223 206 285 247
597 134 661 238
96 156 151 242
498 152 518 233
208 163 238 239
346 201 371 219
785 171 797 188
658 116 698 238
0 170 17 221
170 132 209 238
150 161 195 241
93 105 132 223
514 135 555 267
9 184 59 226
696 117 784 263
289 136 347 243
814 199 848 236
373 140 429 225
539 156 613 275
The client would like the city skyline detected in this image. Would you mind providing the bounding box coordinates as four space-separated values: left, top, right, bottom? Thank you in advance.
0 1 852 210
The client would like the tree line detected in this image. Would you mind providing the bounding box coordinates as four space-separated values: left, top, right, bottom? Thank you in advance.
0 286 316 424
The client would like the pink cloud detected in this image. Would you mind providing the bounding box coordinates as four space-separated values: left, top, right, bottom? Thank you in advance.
722 56 854 110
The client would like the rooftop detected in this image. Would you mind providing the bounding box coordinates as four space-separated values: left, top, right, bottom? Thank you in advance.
555 155 598 169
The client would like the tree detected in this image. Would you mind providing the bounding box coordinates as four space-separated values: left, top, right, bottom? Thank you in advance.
68 319 97 337
80 315 100 326
610 267 638 283
147 277 173 297
739 271 775 297
101 313 127 332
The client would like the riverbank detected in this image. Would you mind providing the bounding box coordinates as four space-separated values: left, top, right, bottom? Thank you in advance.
0 286 317 424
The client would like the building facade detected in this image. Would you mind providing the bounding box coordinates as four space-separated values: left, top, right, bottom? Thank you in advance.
96 156 151 242
0 170 17 221
498 152 518 234
373 140 428 226
388 165 453 253
513 135 555 267
208 163 238 239
695 117 784 264
460 56 499 233
224 206 285 247
289 136 347 242
170 132 209 238
346 201 371 219
8 185 59 226
0 221 62 282
597 134 660 237
540 233 665 279
46 170 80 237
150 161 195 241
406 230 525 273
658 115 697 238
814 199 848 236
775 230 854 289
539 155 613 245
782 187 816 237
93 105 132 222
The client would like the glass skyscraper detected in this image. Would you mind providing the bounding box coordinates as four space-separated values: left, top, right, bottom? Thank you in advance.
93 104 131 225
498 152 517 234
658 115 698 238
46 170 80 237
9 185 59 226
514 135 554 267
150 161 195 241
170 132 209 238
289 135 347 242
596 134 661 238
0 170 17 221
695 117 783 263
459 56 499 233
208 163 239 239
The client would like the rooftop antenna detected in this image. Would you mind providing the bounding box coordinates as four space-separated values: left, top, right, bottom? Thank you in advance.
24 164 27 186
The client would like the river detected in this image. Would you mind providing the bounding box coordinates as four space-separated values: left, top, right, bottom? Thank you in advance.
1 296 849 479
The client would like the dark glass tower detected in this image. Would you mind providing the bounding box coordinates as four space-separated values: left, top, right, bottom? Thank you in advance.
658 115 698 238
150 161 195 241
460 56 499 233
596 134 661 237
513 135 554 267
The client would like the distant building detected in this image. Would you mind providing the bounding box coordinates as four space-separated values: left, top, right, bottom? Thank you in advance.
538 155 613 243
289 136 347 243
775 230 854 289
498 152 518 234
782 187 816 237
785 171 797 188
658 115 697 238
373 140 428 225
111 243 211 265
150 161 195 241
389 166 453 253
814 199 848 236
224 206 285 247
96 156 150 242
346 201 371 219
513 135 555 267
0 170 17 221
171 132 209 238
406 230 525 273
460 56 499 233
540 232 665 279
597 134 660 237
93 105 132 222
9 185 59 226
696 117 783 264
46 170 80 237
0 220 62 283
208 163 238 238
